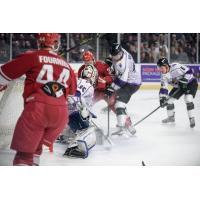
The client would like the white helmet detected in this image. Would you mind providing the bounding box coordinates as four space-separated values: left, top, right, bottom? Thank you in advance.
81 64 98 86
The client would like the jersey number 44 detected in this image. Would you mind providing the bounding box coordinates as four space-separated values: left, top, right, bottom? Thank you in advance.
36 64 70 87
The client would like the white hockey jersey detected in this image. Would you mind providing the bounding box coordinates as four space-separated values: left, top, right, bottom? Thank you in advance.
159 63 195 96
68 78 94 115
111 48 141 90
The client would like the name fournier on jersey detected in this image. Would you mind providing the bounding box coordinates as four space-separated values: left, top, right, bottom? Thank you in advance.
38 55 69 68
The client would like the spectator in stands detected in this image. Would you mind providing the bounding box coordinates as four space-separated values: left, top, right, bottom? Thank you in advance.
170 46 178 62
0 39 9 63
121 34 138 61
12 41 21 58
177 47 189 63
171 33 196 63
69 33 97 62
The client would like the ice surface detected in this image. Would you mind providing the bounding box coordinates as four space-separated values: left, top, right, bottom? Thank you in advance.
1 89 200 166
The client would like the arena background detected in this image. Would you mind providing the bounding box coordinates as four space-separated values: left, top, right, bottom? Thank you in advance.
0 33 199 89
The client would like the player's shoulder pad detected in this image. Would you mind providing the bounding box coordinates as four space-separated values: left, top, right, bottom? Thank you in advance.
171 62 188 70
16 50 36 58
123 48 133 60
171 62 183 68
95 60 109 70
95 60 106 65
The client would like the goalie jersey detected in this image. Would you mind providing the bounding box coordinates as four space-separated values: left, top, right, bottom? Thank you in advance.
68 78 94 115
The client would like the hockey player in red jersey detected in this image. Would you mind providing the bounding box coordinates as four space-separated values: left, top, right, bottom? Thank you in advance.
0 33 77 166
77 51 115 110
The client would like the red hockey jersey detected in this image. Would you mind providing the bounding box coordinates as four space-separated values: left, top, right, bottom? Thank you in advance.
78 60 113 91
0 50 77 105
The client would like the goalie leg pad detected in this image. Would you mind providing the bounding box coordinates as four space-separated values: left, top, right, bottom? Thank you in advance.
76 127 96 155
68 111 90 133
64 127 96 159
63 146 87 159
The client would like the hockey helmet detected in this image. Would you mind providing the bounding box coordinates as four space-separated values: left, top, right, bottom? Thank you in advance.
82 51 95 62
157 57 169 68
109 43 122 56
36 33 60 51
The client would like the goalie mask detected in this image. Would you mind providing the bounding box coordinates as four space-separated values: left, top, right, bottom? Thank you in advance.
36 33 61 52
81 64 98 86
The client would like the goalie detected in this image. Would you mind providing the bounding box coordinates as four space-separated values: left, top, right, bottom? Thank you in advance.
59 64 98 158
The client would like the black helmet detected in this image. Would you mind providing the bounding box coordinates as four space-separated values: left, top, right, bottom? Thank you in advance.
109 43 122 56
157 57 169 67
104 57 112 67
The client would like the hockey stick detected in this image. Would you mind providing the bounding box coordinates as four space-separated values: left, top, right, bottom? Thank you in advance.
59 33 106 55
91 120 113 145
107 95 110 138
133 88 181 127
133 105 161 126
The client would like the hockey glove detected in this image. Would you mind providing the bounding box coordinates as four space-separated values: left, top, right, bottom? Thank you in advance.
105 86 115 97
178 78 188 91
160 96 168 108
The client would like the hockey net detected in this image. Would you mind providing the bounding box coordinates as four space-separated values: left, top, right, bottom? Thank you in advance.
0 78 25 150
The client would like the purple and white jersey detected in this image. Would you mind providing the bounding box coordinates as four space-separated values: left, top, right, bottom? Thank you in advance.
111 48 141 90
68 78 94 114
159 63 195 97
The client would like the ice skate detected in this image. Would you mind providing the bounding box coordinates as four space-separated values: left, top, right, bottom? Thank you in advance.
111 126 129 136
189 117 195 128
125 116 136 135
162 116 175 123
